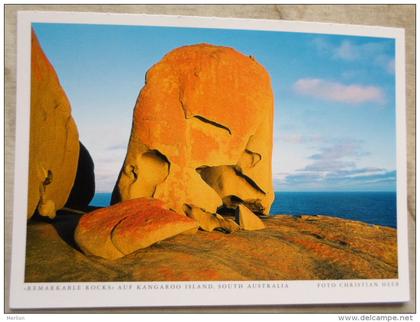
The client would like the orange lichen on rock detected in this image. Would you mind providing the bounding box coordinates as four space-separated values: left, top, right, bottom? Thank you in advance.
27 214 397 282
28 29 79 219
74 198 198 260
112 44 274 217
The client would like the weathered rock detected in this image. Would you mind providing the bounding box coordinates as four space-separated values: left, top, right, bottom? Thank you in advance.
112 44 274 217
65 142 95 210
74 198 198 260
36 199 56 219
184 205 240 233
212 214 240 233
184 205 221 232
28 29 79 219
235 204 266 231
26 214 398 282
111 207 198 255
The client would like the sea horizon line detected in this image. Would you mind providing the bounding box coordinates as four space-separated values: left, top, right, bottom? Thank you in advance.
93 190 397 194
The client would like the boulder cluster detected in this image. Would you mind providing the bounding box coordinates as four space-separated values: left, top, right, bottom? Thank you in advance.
28 30 274 260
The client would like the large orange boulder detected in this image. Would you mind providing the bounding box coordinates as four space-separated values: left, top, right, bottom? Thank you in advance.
75 198 198 260
112 44 274 218
28 30 79 219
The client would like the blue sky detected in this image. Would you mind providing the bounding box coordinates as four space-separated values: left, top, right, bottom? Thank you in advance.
33 23 396 192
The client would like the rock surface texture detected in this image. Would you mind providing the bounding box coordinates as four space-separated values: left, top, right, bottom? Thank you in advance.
235 204 266 231
112 44 274 218
28 30 80 219
75 198 198 260
26 214 398 281
184 205 240 233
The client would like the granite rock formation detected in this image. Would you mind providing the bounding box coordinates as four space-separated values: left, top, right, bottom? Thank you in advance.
65 141 95 210
26 213 398 281
184 205 240 233
75 198 198 260
112 44 274 219
28 29 80 219
235 204 266 230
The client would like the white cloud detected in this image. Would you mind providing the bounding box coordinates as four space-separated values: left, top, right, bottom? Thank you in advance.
275 140 396 191
81 139 128 192
334 41 387 61
293 78 385 105
93 158 123 192
312 38 395 74
334 40 360 60
374 55 395 75
386 59 395 74
282 133 325 144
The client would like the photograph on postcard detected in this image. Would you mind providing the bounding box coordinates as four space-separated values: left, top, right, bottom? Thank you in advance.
26 21 399 281
10 11 409 308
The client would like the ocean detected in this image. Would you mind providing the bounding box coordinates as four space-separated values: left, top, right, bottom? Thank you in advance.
271 191 396 228
90 191 397 228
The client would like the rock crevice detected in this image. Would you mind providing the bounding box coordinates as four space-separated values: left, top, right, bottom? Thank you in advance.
192 115 232 135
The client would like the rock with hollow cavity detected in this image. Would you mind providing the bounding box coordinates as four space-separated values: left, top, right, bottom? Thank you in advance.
184 205 240 233
112 44 274 217
235 204 266 231
75 198 198 260
28 29 79 219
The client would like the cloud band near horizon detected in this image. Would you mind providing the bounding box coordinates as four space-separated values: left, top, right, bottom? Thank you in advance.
293 78 385 105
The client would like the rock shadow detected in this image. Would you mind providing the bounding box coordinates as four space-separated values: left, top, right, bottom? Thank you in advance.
30 206 101 251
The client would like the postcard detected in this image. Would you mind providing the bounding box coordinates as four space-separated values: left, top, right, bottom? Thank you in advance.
9 10 409 309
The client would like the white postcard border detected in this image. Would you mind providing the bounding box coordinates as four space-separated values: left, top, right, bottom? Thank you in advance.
10 11 409 309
